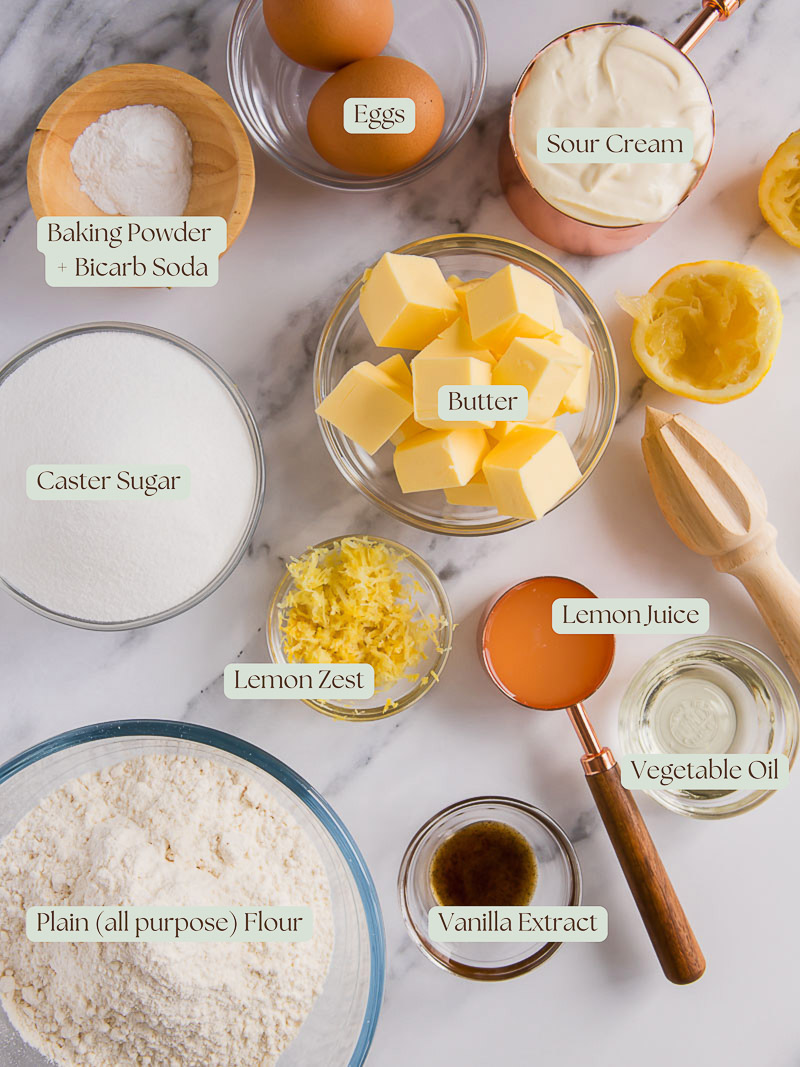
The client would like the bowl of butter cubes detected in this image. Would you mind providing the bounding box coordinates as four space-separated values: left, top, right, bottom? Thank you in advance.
314 233 619 536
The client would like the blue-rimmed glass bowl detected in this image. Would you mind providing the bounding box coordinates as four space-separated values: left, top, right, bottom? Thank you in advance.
0 721 385 1067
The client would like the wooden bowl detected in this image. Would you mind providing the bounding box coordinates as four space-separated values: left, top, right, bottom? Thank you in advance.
27 63 255 254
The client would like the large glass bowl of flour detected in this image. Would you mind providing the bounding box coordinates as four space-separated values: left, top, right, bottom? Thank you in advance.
0 720 385 1067
0 323 265 629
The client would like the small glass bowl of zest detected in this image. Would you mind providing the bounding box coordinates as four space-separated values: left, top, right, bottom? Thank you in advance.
398 797 581 979
619 637 800 818
267 535 453 720
315 234 618 536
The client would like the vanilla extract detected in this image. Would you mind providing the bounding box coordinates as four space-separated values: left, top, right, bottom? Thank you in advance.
430 820 537 908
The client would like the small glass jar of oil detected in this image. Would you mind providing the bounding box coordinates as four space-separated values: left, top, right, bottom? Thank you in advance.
619 637 799 818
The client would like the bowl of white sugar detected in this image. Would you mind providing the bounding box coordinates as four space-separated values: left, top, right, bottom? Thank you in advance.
0 720 386 1067
0 322 265 629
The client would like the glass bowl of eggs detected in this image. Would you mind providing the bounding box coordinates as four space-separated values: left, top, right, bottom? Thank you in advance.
314 234 619 537
227 0 486 190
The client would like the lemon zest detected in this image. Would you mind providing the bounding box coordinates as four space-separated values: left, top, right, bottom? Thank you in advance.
279 536 440 691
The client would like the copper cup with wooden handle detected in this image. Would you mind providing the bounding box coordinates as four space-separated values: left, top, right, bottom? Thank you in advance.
480 576 706 985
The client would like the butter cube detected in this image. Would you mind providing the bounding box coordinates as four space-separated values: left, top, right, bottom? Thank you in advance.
445 471 495 508
394 429 489 492
493 337 581 423
378 353 413 390
451 278 483 315
390 413 426 445
483 427 582 520
487 418 555 442
550 330 592 414
465 265 562 354
412 353 493 430
359 253 459 350
316 361 412 455
420 319 496 366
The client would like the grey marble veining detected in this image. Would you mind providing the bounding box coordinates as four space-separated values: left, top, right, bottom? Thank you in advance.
1 0 800 1065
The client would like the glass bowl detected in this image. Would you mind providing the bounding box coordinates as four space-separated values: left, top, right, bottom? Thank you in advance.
267 535 453 721
398 796 581 980
0 322 265 631
0 720 385 1067
227 0 486 190
619 637 800 819
314 234 618 536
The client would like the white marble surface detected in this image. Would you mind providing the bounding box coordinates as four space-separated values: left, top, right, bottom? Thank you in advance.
1 0 799 1064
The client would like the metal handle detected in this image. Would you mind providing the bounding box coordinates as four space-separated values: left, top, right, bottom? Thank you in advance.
674 0 746 54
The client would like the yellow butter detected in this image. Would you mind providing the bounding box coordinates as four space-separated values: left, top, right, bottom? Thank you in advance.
390 413 426 445
444 470 495 507
487 417 555 442
394 429 489 492
493 337 581 423
359 252 459 350
483 427 582 520
378 352 413 389
412 353 494 430
316 361 412 455
550 330 592 414
451 278 483 315
465 265 562 354
446 274 463 289
421 318 496 365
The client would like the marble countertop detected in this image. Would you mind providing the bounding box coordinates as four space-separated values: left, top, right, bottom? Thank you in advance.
1 0 799 1064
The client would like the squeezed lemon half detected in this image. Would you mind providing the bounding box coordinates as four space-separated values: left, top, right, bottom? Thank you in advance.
759 129 800 248
617 260 782 403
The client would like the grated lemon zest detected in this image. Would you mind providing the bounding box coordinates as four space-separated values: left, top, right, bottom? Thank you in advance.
279 536 440 691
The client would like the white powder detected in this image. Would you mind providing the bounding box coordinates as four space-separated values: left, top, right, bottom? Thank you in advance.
0 329 259 622
0 754 334 1067
70 105 193 216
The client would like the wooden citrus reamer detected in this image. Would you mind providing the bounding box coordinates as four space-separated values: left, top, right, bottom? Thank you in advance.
642 407 800 684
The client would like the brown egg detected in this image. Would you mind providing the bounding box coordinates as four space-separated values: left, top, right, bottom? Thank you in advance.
307 57 445 177
263 0 393 72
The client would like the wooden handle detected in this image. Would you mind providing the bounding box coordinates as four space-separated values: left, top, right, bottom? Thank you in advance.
714 524 800 684
585 761 705 985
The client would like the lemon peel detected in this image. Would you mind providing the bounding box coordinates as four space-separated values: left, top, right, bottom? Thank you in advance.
617 260 782 403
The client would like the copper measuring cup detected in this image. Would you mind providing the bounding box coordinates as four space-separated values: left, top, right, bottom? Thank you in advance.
480 576 705 984
499 0 746 256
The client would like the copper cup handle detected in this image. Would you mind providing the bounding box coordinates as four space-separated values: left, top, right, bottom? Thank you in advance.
566 703 706 984
674 0 746 54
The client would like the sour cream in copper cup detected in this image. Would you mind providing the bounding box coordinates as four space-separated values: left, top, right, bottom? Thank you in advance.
500 2 746 256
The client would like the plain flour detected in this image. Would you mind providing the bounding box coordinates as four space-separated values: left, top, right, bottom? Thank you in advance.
0 328 258 622
0 754 334 1067
70 105 193 216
